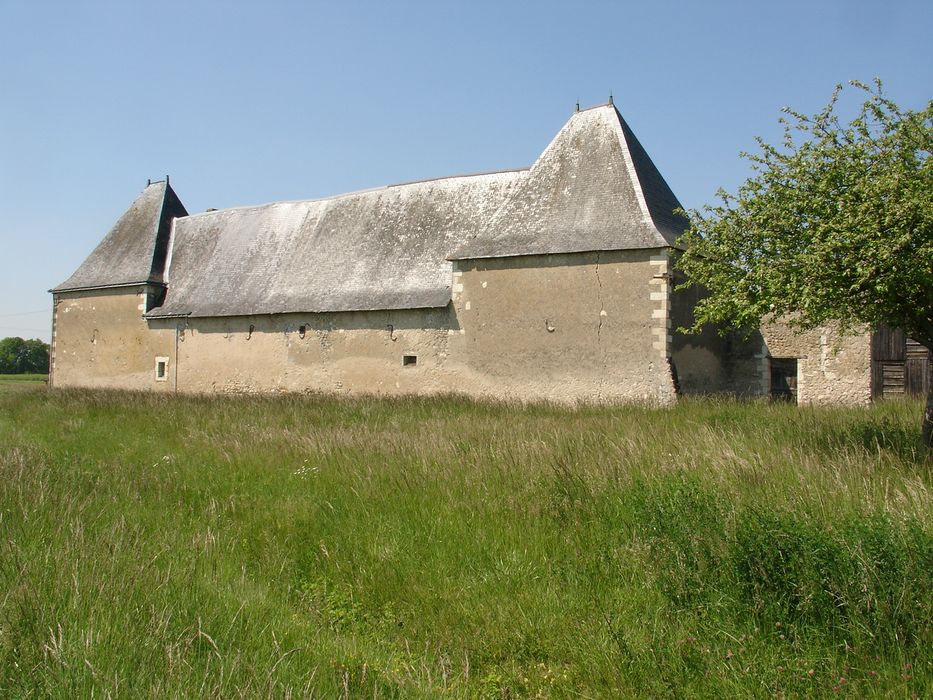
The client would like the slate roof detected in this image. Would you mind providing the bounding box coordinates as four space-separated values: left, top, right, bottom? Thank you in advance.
449 104 687 260
148 171 523 317
57 104 688 316
51 180 188 292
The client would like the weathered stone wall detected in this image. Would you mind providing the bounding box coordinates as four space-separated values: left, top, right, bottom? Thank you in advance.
669 274 728 394
51 286 175 390
148 309 455 396
761 320 872 405
725 330 767 398
54 251 680 403
669 275 762 396
50 258 872 406
448 249 677 404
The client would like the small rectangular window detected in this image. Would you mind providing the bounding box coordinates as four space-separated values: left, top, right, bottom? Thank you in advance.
155 356 169 381
402 354 417 367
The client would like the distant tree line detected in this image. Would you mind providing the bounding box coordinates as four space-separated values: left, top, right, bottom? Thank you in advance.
0 337 49 374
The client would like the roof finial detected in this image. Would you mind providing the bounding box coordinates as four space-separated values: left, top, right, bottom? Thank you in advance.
166 174 170 185
609 91 614 106
575 99 580 113
147 178 151 186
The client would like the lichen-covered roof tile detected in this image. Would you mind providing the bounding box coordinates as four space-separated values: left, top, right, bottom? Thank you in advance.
149 171 523 317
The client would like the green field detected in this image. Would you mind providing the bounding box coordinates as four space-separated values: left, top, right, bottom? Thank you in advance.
0 373 47 384
0 388 930 698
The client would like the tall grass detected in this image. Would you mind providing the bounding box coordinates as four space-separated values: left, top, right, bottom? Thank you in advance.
0 388 930 698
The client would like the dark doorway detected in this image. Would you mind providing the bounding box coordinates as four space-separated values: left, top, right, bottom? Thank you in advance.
770 358 798 402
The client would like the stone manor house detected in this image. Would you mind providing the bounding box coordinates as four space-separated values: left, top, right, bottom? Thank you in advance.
49 103 928 404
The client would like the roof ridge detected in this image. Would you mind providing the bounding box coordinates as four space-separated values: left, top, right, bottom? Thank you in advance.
386 167 528 189
572 101 615 115
184 168 528 219
606 109 655 228
611 111 687 247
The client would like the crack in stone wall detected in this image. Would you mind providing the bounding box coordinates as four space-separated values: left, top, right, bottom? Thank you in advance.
594 251 607 399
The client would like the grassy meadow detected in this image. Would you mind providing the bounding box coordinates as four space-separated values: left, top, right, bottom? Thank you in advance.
0 385 930 698
0 374 47 391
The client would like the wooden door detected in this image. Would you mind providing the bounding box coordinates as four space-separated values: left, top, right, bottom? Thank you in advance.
905 340 931 396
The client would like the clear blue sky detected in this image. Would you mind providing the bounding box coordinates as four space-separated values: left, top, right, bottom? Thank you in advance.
1 0 930 343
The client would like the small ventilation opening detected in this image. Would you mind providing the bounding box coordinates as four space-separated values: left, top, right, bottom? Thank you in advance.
402 354 417 367
298 325 306 339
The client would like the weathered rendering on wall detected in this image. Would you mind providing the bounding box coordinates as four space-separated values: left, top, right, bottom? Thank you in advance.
49 103 929 404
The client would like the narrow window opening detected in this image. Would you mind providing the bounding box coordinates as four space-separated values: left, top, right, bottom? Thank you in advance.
155 356 169 382
402 354 417 367
299 325 306 339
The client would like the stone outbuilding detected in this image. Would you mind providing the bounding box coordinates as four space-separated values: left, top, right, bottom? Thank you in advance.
51 103 924 405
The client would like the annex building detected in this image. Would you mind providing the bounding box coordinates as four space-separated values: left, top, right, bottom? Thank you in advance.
50 103 926 405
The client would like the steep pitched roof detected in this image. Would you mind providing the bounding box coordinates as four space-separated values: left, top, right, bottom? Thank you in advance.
450 104 687 260
147 171 522 318
58 104 687 316
51 180 188 292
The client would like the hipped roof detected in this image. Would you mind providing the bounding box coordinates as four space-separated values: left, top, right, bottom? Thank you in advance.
51 180 188 292
56 104 687 316
450 104 687 259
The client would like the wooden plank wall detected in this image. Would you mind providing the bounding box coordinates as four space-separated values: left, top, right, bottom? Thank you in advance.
906 340 931 396
871 326 931 398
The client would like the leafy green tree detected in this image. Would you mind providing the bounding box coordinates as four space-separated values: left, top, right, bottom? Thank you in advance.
22 338 49 373
0 337 25 374
0 337 49 374
676 81 933 447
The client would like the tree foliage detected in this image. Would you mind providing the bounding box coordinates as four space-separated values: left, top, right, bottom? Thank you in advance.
676 80 933 350
0 337 49 374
